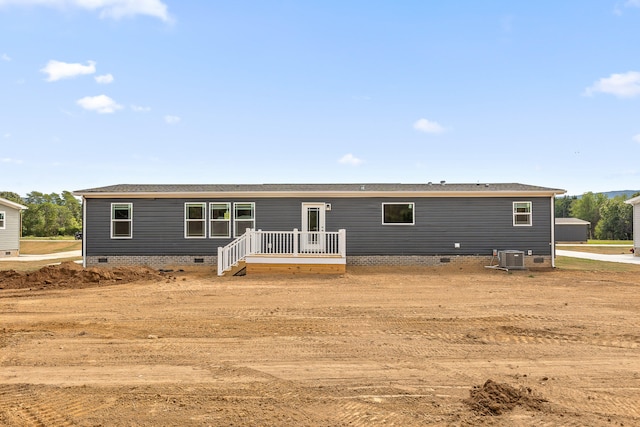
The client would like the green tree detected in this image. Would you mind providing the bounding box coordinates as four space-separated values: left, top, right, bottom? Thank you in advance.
595 196 633 240
0 191 25 204
20 191 82 237
570 192 608 238
22 203 46 236
555 195 576 218
61 190 82 225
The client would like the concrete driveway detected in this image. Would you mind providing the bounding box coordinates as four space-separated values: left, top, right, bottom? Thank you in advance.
0 250 82 262
556 249 640 265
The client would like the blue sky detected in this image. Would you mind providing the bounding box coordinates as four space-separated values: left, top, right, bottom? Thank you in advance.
1 1 639 197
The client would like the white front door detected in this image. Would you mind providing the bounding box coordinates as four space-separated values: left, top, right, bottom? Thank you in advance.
301 203 326 252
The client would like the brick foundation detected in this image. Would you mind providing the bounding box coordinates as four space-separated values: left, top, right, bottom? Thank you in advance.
85 255 217 268
347 255 553 269
0 249 19 258
85 254 554 269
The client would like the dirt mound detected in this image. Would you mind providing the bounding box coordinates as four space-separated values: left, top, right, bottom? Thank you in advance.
463 379 548 415
0 262 166 290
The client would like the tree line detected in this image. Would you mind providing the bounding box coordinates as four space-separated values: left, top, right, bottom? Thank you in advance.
1 191 82 237
556 192 639 240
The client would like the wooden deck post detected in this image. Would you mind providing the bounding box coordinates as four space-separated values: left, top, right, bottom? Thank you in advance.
217 246 223 276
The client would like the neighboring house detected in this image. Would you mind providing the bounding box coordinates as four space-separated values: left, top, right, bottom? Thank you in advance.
625 195 640 256
74 183 565 273
0 197 27 257
555 218 590 243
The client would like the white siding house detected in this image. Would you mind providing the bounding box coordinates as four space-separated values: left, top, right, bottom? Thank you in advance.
626 195 640 256
0 197 27 257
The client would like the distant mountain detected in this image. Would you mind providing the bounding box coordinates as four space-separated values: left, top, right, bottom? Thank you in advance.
565 190 640 199
598 190 640 199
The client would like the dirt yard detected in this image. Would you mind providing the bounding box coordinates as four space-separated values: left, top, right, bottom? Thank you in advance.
1 262 639 426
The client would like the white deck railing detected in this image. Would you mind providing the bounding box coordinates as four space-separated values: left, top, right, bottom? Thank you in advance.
217 228 346 276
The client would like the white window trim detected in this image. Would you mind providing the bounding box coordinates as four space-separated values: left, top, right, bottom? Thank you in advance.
233 202 256 237
513 201 532 226
382 202 415 225
110 203 133 239
185 202 207 239
209 202 231 239
0 211 5 229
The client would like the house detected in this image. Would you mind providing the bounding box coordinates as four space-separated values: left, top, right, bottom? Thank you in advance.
555 218 590 243
625 195 640 256
73 183 566 274
0 197 28 257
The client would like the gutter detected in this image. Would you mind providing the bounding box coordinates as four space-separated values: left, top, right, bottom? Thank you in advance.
73 190 565 199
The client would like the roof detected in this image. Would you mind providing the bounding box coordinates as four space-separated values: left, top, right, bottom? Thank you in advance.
555 217 590 226
0 197 27 210
625 195 640 205
74 182 566 198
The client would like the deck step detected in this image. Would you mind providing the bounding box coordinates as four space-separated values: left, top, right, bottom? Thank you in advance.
222 260 246 277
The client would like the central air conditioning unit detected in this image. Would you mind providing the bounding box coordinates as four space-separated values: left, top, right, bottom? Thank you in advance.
498 250 525 270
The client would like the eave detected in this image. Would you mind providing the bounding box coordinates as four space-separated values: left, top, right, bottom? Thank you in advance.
74 190 565 199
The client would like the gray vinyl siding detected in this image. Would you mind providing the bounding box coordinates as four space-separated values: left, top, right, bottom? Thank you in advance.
325 197 552 256
0 207 21 252
555 224 589 243
85 196 553 257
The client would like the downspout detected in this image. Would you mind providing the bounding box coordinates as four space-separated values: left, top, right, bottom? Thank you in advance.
550 195 556 268
19 208 23 255
82 196 87 268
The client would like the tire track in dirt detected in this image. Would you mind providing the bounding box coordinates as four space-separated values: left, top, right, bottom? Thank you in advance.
0 384 91 426
541 385 640 420
491 326 640 349
369 315 640 350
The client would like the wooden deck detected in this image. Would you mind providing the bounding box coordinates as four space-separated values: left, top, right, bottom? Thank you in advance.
218 229 346 276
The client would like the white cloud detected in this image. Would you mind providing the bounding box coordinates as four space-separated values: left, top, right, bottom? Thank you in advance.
164 115 181 124
95 73 114 84
626 0 640 7
413 118 446 134
76 94 123 113
1 53 10 61
583 71 640 98
131 104 151 112
338 153 363 166
1 157 23 164
0 0 171 22
41 59 96 82
633 134 640 143
3 133 10 138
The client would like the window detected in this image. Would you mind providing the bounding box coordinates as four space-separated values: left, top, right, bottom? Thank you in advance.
0 211 5 229
382 203 415 225
210 202 231 238
111 203 132 238
234 202 255 237
185 203 206 238
513 201 532 226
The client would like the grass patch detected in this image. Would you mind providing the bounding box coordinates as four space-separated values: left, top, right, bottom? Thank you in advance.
19 240 81 255
587 240 633 245
556 256 640 272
